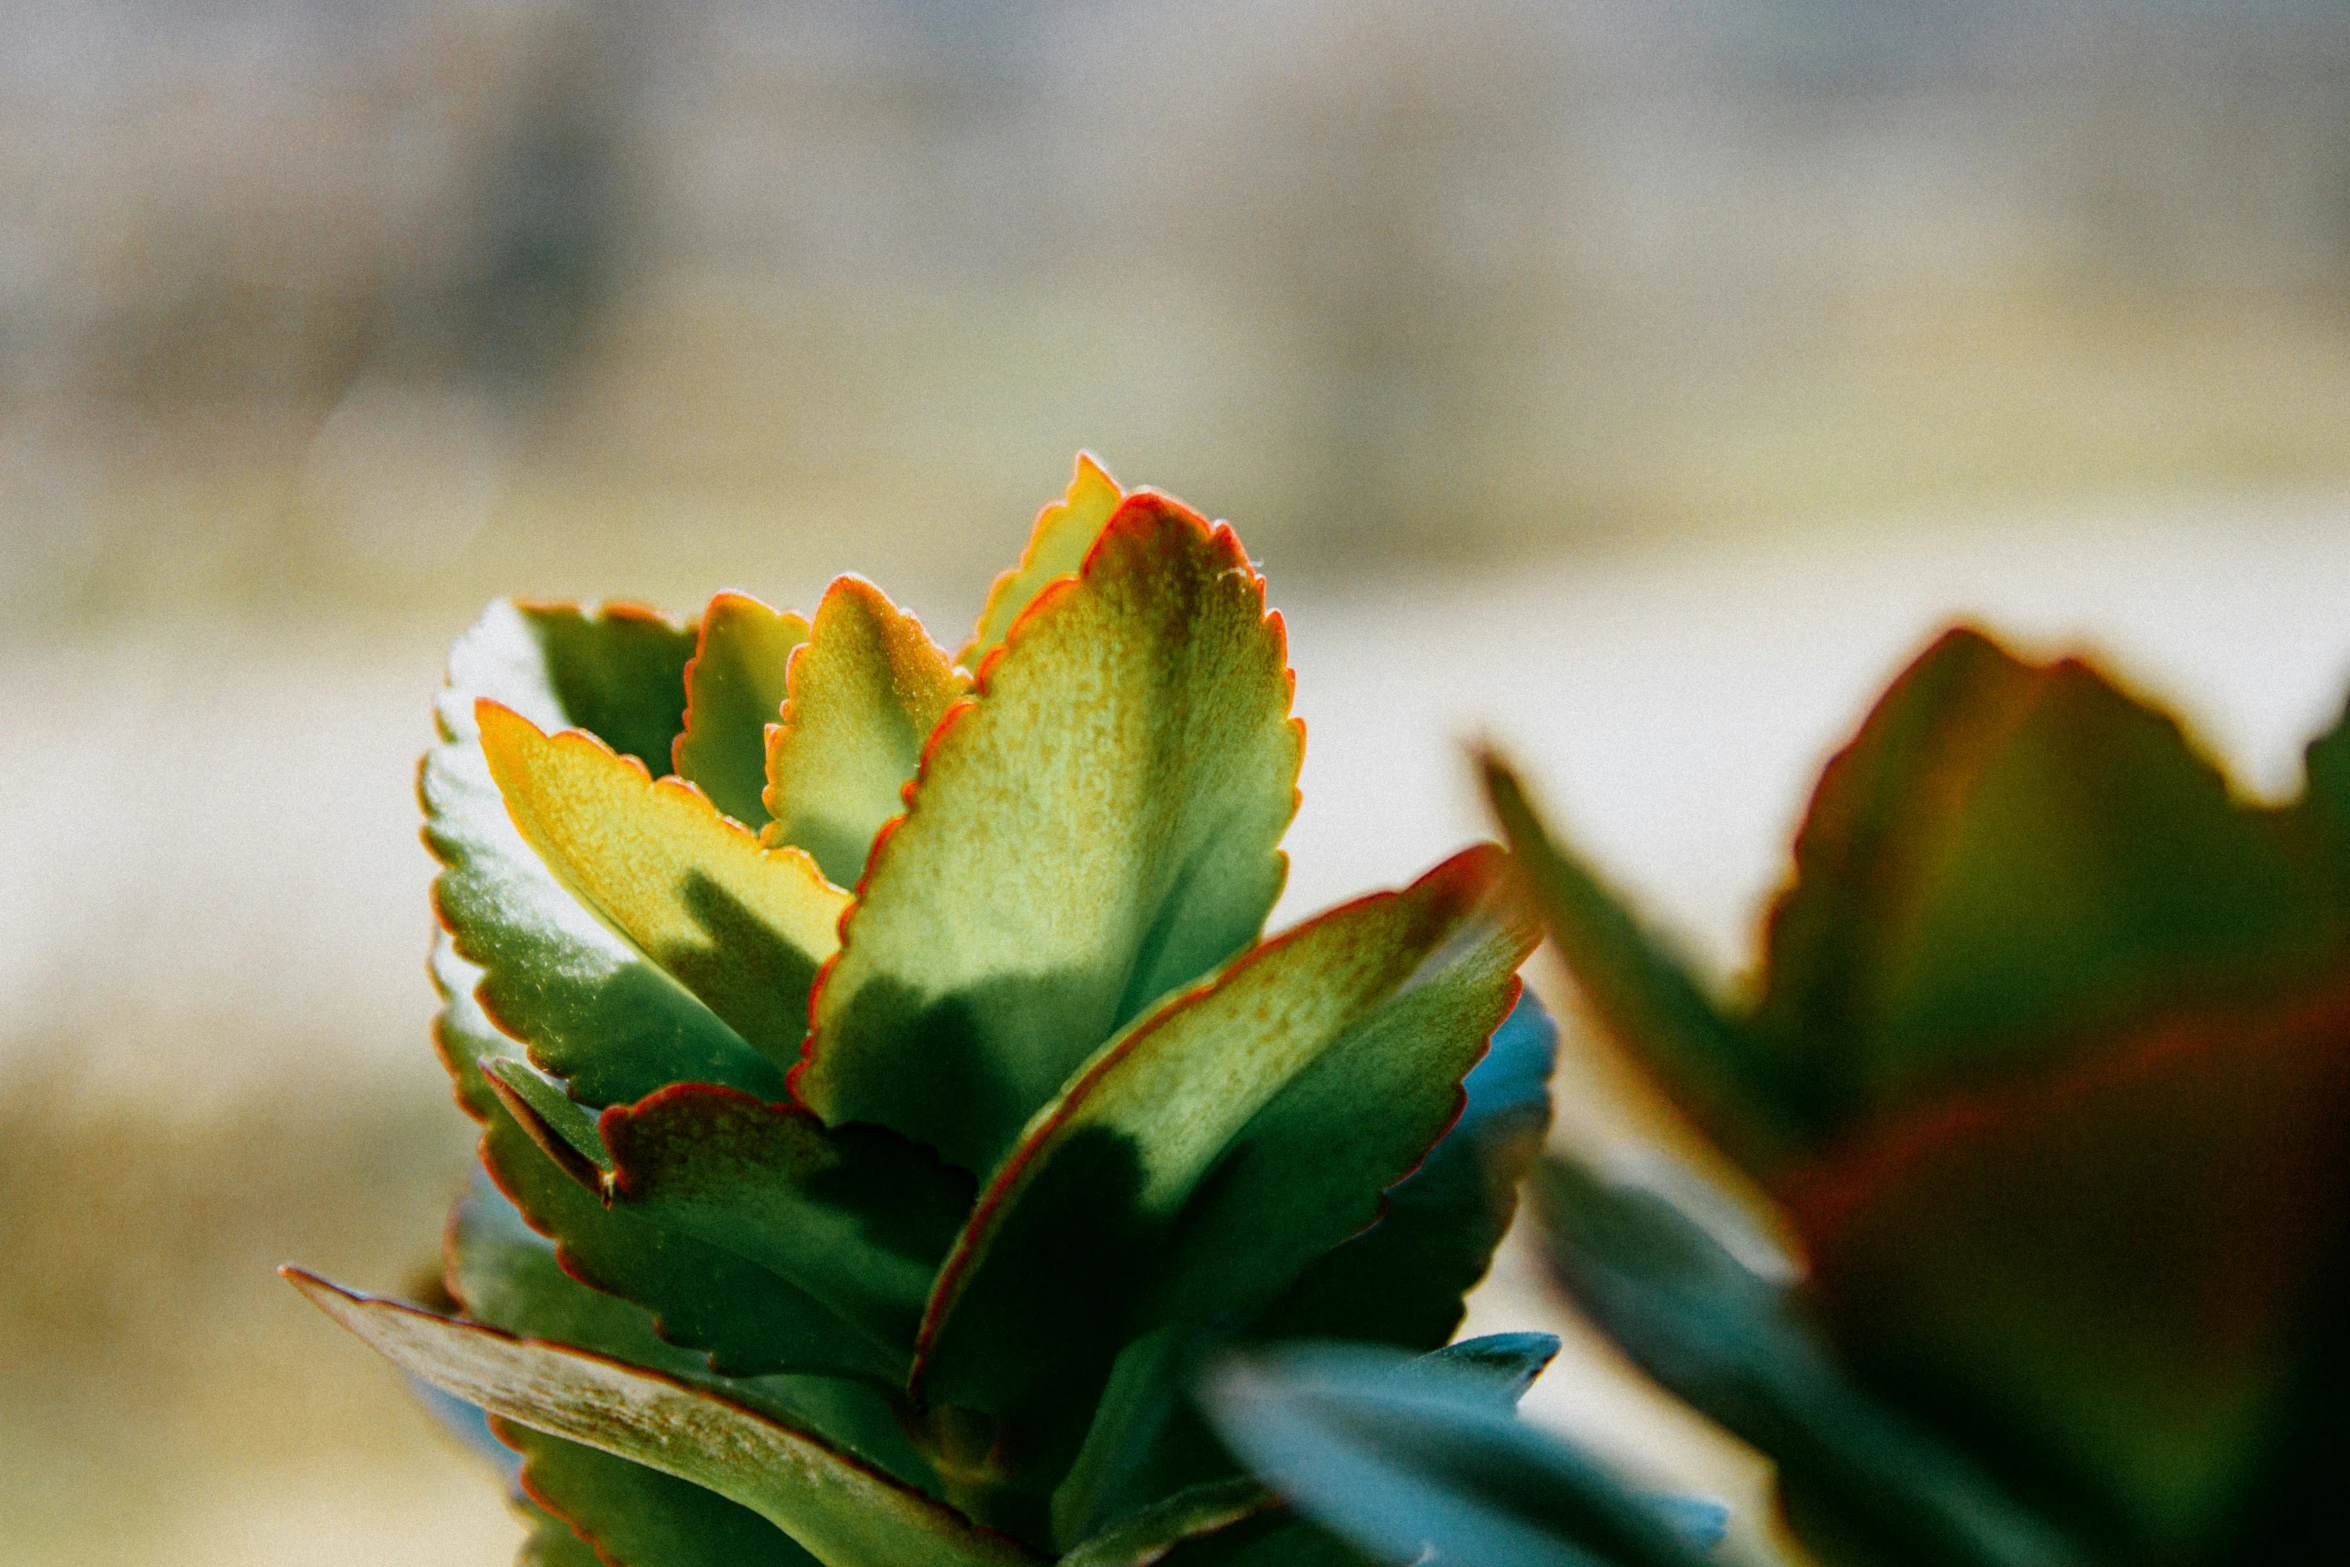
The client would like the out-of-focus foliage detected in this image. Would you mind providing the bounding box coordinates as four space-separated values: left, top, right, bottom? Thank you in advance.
1200 1336 1730 1567
290 458 1568 1566
1490 626 2350 1566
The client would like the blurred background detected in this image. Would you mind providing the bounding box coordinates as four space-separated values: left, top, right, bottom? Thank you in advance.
4 1 2349 1562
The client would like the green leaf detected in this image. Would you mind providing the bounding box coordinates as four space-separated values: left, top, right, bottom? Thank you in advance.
483 1055 614 1183
911 845 1538 1430
802 494 1305 1175
1059 1477 1278 1567
448 1171 940 1494
479 700 849 1075
1482 751 1797 1172
426 601 784 1108
675 591 810 830
763 576 968 888
449 1170 826 1567
1251 991 1558 1351
518 1500 612 1567
1530 1156 2081 1567
1751 626 2335 1131
491 599 704 770
958 452 1125 671
601 1083 975 1357
437 891 894 1385
479 1097 904 1383
1201 1343 1724 1567
504 1421 823 1567
285 1270 1042 1567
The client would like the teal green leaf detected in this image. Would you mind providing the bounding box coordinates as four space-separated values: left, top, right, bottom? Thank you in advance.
1531 1157 2081 1567
802 494 1305 1175
1416 1333 1564 1407
1252 991 1558 1351
1483 751 1797 1172
675 591 810 830
1749 626 2335 1131
601 1083 975 1357
426 601 784 1108
912 845 1538 1426
762 575 968 888
958 452 1125 671
1202 1343 1724 1567
479 701 847 1075
286 1269 1042 1567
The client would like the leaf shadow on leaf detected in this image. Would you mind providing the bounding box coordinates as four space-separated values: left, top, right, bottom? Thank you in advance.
492 954 787 1108
656 869 830 1072
811 965 1121 1178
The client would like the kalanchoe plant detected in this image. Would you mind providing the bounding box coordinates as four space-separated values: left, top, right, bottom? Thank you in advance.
1486 626 2350 1567
287 457 1570 1567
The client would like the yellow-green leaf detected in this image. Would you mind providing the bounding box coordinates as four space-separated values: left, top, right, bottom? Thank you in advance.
801 494 1304 1176
676 591 810 830
958 452 1124 671
763 577 967 889
427 602 782 1109
480 701 849 1073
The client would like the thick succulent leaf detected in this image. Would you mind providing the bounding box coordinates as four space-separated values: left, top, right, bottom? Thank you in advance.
1201 1343 1725 1567
449 1172 940 1493
445 1190 823 1567
1530 1157 2083 1567
1751 626 2336 1131
1251 991 1558 1350
1778 984 2350 1558
503 1421 821 1567
480 1092 904 1383
803 493 1305 1175
1058 1477 1280 1567
763 576 968 888
519 1500 612 1567
959 451 1125 670
479 701 848 1074
911 845 1538 1425
484 1056 614 1185
1483 754 1798 1172
675 591 810 830
436 911 895 1384
284 1270 1041 1567
426 602 783 1107
600 1083 975 1357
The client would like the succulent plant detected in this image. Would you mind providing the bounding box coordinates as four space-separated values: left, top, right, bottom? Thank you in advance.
1487 626 2350 1567
287 457 1567 1567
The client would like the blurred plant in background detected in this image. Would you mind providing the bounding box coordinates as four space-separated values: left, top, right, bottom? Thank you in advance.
1494 627 2350 1566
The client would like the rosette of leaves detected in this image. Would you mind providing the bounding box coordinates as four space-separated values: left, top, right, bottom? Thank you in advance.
286 457 1563 1567
1485 626 2350 1567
